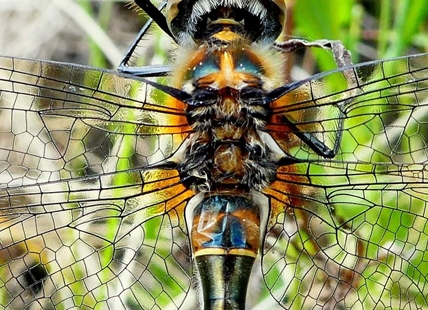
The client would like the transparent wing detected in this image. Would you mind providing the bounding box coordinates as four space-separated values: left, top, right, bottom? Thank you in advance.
0 57 194 310
263 53 428 309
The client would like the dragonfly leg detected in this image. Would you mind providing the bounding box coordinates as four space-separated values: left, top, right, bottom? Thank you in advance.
118 0 173 76
275 39 352 68
275 39 358 88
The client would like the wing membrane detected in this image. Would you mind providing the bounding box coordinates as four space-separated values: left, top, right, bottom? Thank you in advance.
1 52 428 309
0 57 193 309
263 53 428 309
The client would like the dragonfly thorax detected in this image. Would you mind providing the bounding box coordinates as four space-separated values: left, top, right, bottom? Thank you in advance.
183 103 277 192
176 42 285 193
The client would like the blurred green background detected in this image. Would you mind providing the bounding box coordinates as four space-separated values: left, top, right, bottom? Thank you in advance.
1 0 427 70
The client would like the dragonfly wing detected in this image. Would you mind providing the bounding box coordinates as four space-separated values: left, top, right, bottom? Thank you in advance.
0 57 193 309
262 53 428 309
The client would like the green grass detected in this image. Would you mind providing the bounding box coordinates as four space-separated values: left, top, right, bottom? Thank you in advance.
292 0 428 66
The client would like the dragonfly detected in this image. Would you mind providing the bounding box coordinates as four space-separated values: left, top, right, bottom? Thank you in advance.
0 0 427 309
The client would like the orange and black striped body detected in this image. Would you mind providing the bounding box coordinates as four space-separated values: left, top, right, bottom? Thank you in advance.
159 2 305 307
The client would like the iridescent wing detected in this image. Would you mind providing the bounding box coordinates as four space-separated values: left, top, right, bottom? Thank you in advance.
0 57 194 309
263 53 428 309
2 51 428 310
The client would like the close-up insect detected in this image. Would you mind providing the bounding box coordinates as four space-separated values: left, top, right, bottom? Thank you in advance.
0 0 427 309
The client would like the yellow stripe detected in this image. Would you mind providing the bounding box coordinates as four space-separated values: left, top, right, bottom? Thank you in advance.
194 248 257 258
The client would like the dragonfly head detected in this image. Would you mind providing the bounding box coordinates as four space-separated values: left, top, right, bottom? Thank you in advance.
166 0 286 46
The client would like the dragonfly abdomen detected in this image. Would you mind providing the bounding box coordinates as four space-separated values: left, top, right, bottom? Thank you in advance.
191 195 260 310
